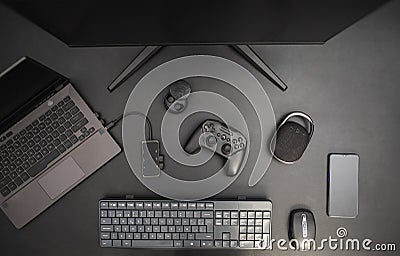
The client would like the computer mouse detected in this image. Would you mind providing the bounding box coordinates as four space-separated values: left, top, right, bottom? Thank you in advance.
289 209 316 251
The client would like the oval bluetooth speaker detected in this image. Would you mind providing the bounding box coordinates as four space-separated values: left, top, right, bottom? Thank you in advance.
271 112 314 164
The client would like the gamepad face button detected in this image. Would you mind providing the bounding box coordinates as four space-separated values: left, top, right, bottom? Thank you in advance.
221 143 232 155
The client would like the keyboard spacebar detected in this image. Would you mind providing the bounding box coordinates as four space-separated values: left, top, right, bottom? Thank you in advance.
130 240 173 247
27 150 61 177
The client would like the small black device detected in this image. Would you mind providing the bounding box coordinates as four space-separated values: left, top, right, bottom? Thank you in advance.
164 80 191 113
289 209 316 251
141 140 164 177
271 112 314 164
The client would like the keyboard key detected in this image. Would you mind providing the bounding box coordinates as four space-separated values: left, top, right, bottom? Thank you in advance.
64 140 72 149
34 152 43 160
205 203 214 209
214 240 223 247
201 241 214 247
64 112 72 119
59 134 67 142
27 150 60 177
64 121 72 129
184 240 200 247
56 109 64 116
32 128 40 135
8 181 17 191
51 122 60 129
3 168 10 176
28 158 37 165
62 100 75 111
46 143 55 151
33 136 41 143
101 240 112 247
38 123 46 130
65 130 73 137
122 240 131 247
195 233 213 240
70 106 79 115
53 139 61 146
57 126 66 134
197 203 205 209
59 117 66 124
0 186 11 196
112 240 121 247
71 112 84 124
263 211 271 218
201 211 213 218
14 177 23 186
0 176 11 189
71 118 88 133
57 100 65 107
101 225 113 232
22 162 30 169
20 172 29 181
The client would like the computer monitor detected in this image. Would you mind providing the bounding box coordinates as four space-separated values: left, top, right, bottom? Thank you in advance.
3 0 388 46
3 0 389 92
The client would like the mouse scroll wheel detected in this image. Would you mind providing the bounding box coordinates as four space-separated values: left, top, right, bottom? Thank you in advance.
301 213 308 238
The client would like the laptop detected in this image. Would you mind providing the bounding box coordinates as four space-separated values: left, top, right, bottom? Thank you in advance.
0 57 121 228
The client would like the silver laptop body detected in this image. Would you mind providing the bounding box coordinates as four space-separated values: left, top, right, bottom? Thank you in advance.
0 57 121 228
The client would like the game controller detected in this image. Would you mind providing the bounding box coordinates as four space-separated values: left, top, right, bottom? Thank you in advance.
184 120 247 176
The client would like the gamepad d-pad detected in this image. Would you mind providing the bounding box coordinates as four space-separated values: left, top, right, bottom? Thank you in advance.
184 120 247 176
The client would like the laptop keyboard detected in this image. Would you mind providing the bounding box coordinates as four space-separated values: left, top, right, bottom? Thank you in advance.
0 96 95 197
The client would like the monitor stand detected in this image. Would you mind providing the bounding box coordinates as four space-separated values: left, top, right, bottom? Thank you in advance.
107 45 288 92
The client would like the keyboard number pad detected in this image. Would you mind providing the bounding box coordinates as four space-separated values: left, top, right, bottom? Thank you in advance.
239 210 270 248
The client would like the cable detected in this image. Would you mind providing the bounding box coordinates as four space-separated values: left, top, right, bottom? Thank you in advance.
105 111 152 140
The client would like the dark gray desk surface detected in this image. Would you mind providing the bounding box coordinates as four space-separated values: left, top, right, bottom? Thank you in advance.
1 1 400 256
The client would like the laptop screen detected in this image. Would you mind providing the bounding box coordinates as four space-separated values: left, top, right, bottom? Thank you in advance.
0 57 66 134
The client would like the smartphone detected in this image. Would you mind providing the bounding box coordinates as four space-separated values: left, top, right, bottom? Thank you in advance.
328 154 359 218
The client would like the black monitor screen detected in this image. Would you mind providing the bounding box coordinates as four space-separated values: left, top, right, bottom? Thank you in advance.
3 0 389 46
0 57 64 134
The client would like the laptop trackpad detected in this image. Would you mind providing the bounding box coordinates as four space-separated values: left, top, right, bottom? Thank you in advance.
38 157 85 200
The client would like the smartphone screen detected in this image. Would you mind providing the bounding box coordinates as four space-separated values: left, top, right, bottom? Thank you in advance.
328 154 359 218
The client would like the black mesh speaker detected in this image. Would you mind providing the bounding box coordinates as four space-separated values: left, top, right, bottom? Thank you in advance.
271 112 314 164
